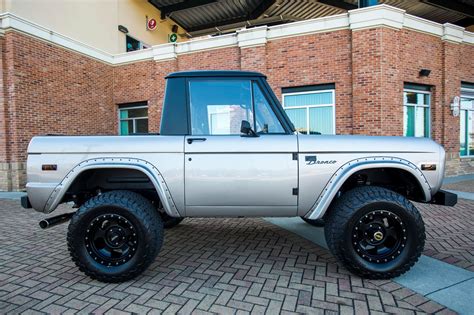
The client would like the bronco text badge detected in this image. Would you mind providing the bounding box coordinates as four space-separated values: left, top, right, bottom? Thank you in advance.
305 155 336 165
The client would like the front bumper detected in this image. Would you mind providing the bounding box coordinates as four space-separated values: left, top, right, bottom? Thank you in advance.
430 190 458 206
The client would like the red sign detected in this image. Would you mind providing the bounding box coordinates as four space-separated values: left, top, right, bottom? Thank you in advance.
147 18 157 31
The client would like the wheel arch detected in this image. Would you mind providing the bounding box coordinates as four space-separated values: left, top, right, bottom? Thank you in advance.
304 157 431 220
43 157 181 217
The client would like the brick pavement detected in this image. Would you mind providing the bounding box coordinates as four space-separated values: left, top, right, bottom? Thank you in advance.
0 200 457 314
417 198 474 271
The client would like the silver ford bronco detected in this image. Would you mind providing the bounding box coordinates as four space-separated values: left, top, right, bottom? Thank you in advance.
22 71 457 282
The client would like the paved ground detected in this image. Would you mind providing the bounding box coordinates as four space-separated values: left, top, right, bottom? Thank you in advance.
443 178 474 193
417 199 474 272
0 200 460 314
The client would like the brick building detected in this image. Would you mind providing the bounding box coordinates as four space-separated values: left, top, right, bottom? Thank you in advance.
0 4 473 191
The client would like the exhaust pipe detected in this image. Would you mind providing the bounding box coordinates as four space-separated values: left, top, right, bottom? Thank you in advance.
39 212 75 229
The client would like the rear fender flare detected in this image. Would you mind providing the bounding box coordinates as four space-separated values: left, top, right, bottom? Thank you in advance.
43 157 181 217
304 156 431 220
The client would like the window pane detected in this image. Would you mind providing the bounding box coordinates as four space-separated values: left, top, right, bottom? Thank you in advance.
460 110 467 156
126 35 141 52
189 80 253 135
253 82 285 134
285 108 307 134
135 119 148 134
461 97 473 110
120 110 128 119
309 106 333 135
120 120 133 135
415 106 427 137
284 92 333 107
404 92 417 104
127 107 148 118
423 93 430 106
404 105 415 137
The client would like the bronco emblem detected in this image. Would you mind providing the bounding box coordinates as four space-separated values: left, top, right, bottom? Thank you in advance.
305 155 336 165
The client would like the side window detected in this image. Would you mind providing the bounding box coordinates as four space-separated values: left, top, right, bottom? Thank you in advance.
460 82 474 157
252 82 285 134
126 35 149 52
189 80 253 135
403 84 431 138
282 85 335 135
119 104 148 135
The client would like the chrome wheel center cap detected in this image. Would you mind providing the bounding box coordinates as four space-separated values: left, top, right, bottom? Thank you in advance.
373 231 384 241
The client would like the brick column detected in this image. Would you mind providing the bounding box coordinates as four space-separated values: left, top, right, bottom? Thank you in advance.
0 35 11 191
237 26 268 73
441 24 464 175
0 33 15 191
349 6 404 136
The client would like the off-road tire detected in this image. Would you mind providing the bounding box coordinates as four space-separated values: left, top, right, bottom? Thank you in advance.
324 186 425 279
67 190 163 282
300 217 325 227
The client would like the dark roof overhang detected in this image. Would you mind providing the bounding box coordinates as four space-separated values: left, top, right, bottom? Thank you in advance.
149 0 474 38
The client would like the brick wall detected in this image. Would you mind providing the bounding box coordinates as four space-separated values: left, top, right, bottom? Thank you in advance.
265 30 353 134
0 32 115 190
1 26 473 190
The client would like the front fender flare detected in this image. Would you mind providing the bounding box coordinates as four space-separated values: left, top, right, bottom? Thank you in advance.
43 157 182 217
304 156 431 220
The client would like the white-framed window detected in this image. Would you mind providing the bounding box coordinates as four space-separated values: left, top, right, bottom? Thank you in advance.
460 82 474 157
119 103 148 135
282 86 336 135
403 84 431 138
126 35 150 52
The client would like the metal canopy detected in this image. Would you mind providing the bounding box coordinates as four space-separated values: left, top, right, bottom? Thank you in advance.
148 0 474 37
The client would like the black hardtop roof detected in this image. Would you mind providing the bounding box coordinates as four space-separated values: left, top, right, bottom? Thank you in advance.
166 70 266 79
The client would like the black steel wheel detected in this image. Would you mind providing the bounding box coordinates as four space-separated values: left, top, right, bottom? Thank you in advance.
325 186 425 279
68 191 163 282
352 210 406 264
85 214 138 267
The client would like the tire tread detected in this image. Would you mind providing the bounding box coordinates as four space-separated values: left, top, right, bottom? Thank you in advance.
67 190 163 283
325 186 425 279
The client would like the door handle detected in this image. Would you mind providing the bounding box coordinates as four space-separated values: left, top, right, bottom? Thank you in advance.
187 137 207 144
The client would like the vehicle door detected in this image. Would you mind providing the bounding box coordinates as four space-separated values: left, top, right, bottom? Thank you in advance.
184 78 298 217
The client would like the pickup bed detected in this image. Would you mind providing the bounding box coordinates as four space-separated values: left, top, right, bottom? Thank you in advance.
23 70 457 282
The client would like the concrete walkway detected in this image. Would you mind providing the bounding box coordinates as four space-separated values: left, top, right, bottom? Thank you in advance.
443 174 474 201
0 191 25 200
443 174 474 184
265 217 474 314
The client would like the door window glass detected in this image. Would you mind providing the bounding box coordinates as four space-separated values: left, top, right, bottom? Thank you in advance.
252 82 285 134
189 80 253 135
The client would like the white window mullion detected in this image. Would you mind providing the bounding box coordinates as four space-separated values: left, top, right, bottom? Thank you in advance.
306 106 311 135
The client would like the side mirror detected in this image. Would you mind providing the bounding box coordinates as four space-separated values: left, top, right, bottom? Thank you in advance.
240 120 259 137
